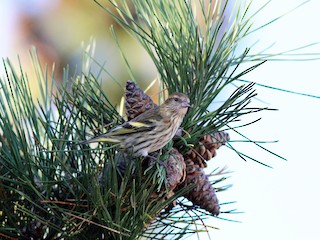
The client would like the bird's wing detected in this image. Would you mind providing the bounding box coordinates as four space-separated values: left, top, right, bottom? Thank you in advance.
77 121 149 145
109 108 161 136
77 107 161 145
131 106 161 122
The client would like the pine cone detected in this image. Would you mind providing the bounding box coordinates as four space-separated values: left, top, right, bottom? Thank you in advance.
165 148 186 199
182 157 220 216
147 149 186 202
186 131 230 168
125 80 158 120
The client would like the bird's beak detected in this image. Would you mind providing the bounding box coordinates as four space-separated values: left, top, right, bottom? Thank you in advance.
182 102 191 108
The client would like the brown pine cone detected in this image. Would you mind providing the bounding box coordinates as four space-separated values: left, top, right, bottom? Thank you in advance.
182 157 220 216
186 131 230 168
114 148 186 207
147 149 186 201
125 80 158 120
165 148 186 199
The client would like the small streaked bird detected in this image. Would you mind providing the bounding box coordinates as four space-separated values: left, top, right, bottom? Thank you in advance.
78 93 190 158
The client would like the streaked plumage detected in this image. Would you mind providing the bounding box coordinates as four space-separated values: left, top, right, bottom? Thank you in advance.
79 93 190 157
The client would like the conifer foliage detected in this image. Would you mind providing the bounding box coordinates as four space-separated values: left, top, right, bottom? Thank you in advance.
0 0 292 239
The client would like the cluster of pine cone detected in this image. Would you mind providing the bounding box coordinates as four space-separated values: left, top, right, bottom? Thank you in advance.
124 80 229 216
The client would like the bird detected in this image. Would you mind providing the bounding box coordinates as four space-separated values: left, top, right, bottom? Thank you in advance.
78 92 191 158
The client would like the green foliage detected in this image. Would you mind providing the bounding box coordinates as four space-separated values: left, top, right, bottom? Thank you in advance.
0 52 193 239
2 0 317 239
96 0 280 164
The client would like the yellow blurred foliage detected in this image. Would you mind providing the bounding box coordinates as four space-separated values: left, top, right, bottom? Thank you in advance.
1 0 159 105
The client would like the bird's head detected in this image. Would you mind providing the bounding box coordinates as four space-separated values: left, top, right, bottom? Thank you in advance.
161 92 191 117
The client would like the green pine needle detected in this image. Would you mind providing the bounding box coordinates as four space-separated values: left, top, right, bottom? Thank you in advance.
1 0 319 239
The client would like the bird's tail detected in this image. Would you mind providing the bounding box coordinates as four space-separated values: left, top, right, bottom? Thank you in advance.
77 135 121 145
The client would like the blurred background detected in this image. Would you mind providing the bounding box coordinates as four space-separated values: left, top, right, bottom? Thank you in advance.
1 0 320 239
0 0 158 103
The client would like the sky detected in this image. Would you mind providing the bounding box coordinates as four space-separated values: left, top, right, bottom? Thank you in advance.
1 0 320 240
200 1 320 239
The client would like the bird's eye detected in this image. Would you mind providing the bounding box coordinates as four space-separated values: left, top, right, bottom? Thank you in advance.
174 98 179 102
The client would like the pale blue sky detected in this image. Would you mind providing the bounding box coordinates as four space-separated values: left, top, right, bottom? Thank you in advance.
201 1 320 239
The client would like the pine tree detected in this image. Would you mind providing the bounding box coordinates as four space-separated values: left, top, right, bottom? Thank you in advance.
0 0 315 239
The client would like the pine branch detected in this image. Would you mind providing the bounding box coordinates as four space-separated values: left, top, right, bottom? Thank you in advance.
1 0 318 239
